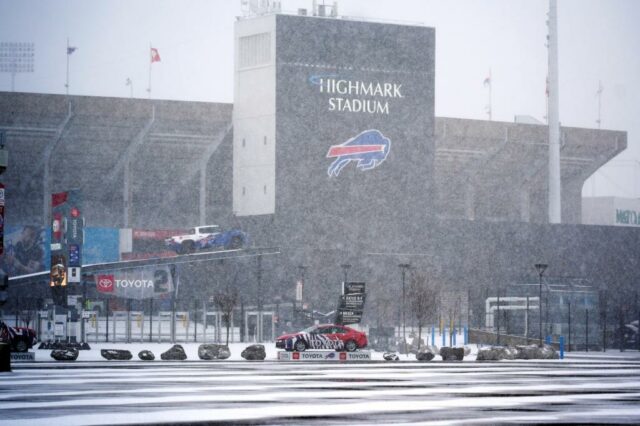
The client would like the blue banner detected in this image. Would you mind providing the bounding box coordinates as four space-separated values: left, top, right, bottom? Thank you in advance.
84 228 119 265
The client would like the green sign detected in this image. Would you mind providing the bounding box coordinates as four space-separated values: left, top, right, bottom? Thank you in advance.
615 209 640 226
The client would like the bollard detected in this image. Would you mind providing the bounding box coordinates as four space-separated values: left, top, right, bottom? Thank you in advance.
559 336 564 360
452 328 457 346
431 326 435 346
0 342 11 372
442 328 446 347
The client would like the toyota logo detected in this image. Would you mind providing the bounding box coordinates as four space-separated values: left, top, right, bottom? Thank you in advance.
96 275 114 293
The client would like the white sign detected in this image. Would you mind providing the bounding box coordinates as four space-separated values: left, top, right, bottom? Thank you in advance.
82 310 92 319
54 323 64 336
68 267 81 283
277 350 371 362
295 281 303 302
10 352 35 362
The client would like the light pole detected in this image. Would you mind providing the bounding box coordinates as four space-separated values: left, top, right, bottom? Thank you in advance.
399 263 411 356
567 298 572 352
340 263 351 286
535 263 548 346
257 255 263 342
298 265 307 325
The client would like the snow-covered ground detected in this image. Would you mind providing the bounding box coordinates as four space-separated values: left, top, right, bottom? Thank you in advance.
2 345 639 425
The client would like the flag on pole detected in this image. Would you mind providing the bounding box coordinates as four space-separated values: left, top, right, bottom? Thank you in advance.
150 47 161 63
483 75 491 87
67 46 77 55
596 80 603 96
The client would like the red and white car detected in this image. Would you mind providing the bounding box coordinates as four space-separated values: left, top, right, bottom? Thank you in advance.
0 322 37 352
276 324 368 352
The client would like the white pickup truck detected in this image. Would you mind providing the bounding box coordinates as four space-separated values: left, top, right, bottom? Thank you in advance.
165 225 247 254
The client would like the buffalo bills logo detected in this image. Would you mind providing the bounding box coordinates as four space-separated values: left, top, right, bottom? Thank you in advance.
326 130 391 177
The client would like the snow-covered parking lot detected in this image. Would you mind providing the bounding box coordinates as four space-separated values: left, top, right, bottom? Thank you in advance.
1 344 639 425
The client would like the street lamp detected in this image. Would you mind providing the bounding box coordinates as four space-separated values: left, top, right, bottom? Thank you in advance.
297 265 307 325
535 263 548 346
398 263 411 356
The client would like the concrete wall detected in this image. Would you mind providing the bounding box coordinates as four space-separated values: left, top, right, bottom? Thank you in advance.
233 15 277 216
273 14 435 243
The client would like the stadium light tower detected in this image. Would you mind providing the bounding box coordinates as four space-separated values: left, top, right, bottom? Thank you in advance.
0 42 34 92
547 0 561 223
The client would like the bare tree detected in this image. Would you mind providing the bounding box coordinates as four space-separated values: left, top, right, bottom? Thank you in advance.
14 296 41 328
214 286 238 346
408 272 438 351
447 293 462 347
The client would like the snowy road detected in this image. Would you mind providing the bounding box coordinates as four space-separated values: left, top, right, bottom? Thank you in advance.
1 354 640 425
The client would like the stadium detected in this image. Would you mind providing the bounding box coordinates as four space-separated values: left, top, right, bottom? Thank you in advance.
0 10 638 348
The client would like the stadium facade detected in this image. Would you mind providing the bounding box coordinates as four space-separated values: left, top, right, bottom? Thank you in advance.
0 12 638 345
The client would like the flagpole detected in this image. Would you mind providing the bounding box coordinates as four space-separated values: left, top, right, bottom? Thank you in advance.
596 80 603 129
148 42 152 99
488 68 492 121
66 38 69 96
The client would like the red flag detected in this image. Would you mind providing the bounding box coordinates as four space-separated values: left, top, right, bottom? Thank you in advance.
150 47 161 63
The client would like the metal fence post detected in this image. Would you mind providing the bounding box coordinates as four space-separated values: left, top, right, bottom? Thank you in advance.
585 308 589 352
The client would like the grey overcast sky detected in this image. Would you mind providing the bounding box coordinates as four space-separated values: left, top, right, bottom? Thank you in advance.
1 0 638 198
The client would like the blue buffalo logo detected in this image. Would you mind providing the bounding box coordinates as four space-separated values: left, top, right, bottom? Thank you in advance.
324 352 336 359
326 129 391 177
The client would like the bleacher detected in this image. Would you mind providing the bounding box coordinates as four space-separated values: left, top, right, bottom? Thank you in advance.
0 92 233 229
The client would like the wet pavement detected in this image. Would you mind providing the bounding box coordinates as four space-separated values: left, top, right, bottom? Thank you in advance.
1 353 640 424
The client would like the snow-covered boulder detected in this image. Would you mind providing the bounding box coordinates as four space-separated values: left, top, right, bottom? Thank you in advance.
50 348 79 361
383 352 399 361
241 344 266 360
198 344 231 360
540 345 559 359
415 347 436 361
101 349 133 360
161 344 187 360
439 347 464 361
501 346 518 360
138 350 155 361
475 347 503 361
